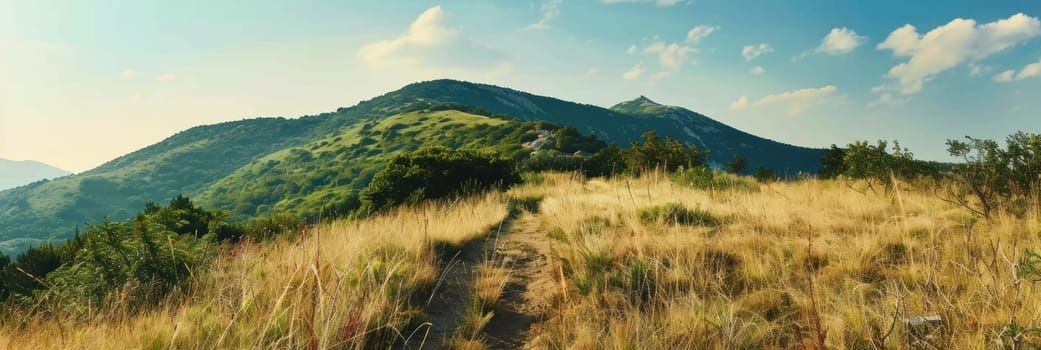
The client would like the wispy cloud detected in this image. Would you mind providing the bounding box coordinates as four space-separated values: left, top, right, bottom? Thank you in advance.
878 13 1041 93
686 25 717 43
158 73 177 82
815 28 865 55
601 0 682 7
357 6 512 79
523 0 562 31
749 66 765 75
120 69 137 80
622 64 643 80
742 43 772 61
730 85 839 116
993 56 1041 82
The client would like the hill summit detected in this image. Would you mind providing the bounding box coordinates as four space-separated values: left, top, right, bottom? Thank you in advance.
0 79 824 255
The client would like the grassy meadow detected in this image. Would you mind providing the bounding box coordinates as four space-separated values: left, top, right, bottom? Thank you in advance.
2 171 1039 349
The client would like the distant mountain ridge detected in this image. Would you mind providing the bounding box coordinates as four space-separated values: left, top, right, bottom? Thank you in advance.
0 159 71 191
0 79 824 255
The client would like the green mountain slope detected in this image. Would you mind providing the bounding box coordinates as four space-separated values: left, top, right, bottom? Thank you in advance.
0 79 824 255
379 80 824 174
195 109 533 220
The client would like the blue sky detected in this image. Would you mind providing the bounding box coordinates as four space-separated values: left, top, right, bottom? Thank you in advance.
1 0 1039 172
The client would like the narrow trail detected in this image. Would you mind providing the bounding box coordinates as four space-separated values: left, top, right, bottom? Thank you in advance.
482 211 557 349
416 206 558 349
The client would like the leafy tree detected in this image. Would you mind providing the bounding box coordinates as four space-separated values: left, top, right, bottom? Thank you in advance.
754 166 776 183
585 144 626 177
361 146 519 213
818 145 847 179
942 132 1041 218
1 244 65 298
625 131 709 173
842 140 937 193
727 155 748 174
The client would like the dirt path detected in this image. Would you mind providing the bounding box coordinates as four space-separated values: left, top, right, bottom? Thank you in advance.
415 208 558 349
482 211 559 349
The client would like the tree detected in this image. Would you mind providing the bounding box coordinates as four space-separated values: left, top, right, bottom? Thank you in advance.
841 140 937 193
942 132 1041 218
624 130 709 173
361 146 519 213
818 145 847 179
754 166 776 182
727 155 748 174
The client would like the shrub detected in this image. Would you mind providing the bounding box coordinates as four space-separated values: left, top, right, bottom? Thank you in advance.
637 203 719 226
943 132 1041 218
672 166 758 192
360 146 519 213
46 218 215 311
625 131 709 174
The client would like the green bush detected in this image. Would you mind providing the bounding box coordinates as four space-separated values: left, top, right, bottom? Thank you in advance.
637 203 719 226
360 146 520 213
943 132 1041 218
672 166 758 192
46 218 215 311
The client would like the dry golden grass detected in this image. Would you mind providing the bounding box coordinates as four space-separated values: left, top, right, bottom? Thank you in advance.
3 172 1040 349
511 172 1041 349
0 194 508 349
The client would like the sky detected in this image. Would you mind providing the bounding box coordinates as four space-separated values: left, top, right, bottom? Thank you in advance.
1 0 1040 173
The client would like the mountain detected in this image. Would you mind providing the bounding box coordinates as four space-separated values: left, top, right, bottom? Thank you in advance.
0 79 824 255
0 159 71 191
375 80 824 173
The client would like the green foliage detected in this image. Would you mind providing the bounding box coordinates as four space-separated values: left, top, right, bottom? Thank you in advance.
0 244 67 298
754 166 776 183
45 217 215 311
672 166 758 192
360 146 519 214
624 131 710 173
943 132 1041 218
842 140 939 192
818 145 847 179
637 203 719 226
727 155 748 174
0 196 237 306
1019 250 1041 283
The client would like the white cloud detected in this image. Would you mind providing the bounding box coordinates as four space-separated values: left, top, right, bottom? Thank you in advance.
524 0 561 31
357 6 512 79
586 67 600 76
815 27 866 55
868 93 907 108
643 41 694 71
626 45 638 54
729 96 749 109
729 85 838 116
968 63 993 77
158 73 176 82
993 70 1016 82
742 43 772 61
993 56 1041 82
686 25 717 43
750 66 765 75
120 69 137 79
877 13 1041 94
601 0 682 7
622 64 643 80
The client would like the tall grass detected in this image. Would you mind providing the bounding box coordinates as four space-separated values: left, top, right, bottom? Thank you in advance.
3 171 1040 349
510 172 1041 349
0 194 508 349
